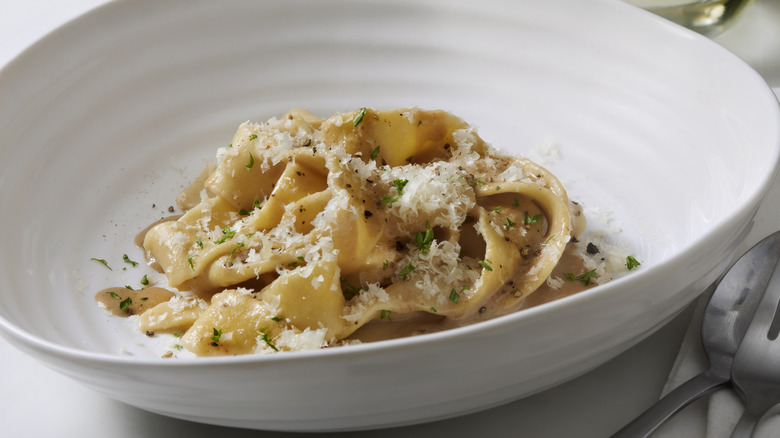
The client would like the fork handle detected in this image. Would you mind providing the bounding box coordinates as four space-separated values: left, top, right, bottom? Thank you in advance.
610 370 728 438
730 398 775 438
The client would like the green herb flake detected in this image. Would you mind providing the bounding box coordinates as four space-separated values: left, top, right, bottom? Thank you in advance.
173 332 182 338
140 297 148 301
415 225 435 254
380 310 392 320
382 260 389 270
253 199 262 209
258 328 279 351
523 211 543 225
493 206 502 213
173 344 183 351
405 155 414 163
341 279 361 297
512 197 520 207
109 291 122 300
246 152 254 170
230 242 245 261
215 226 236 244
239 209 250 216
478 259 493 271
505 217 517 229
380 178 409 206
430 307 437 313
119 297 132 311
398 263 415 277
370 145 380 159
187 257 195 270
210 328 222 343
626 255 641 270
270 316 283 322
449 288 460 303
353 107 367 127
125 285 134 290
565 269 599 286
91 258 112 270
248 134 258 141
140 274 149 286
196 237 203 249
123 254 139 267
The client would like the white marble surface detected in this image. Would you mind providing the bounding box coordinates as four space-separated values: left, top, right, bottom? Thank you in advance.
0 1 777 437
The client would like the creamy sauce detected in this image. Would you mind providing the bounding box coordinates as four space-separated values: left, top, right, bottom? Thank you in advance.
347 243 592 343
95 287 174 317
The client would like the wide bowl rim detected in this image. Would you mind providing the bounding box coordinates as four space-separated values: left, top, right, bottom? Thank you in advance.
0 0 778 370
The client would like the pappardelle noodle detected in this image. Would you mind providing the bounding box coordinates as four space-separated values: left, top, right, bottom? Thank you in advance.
119 108 600 356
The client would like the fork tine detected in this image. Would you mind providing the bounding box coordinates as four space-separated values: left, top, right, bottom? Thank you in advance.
729 265 780 437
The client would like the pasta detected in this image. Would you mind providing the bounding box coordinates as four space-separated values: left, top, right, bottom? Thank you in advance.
134 107 595 356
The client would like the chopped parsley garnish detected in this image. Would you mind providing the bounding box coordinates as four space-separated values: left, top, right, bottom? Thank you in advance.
405 155 414 163
215 226 236 244
109 291 121 300
626 255 641 270
239 209 250 215
91 258 112 270
380 178 409 205
253 199 262 209
353 107 367 127
478 259 493 271
512 197 520 207
493 206 502 213
196 237 203 249
415 225 434 254
380 310 391 320
382 260 389 270
523 211 543 225
476 179 486 185
125 285 134 290
248 134 258 141
565 269 599 286
258 328 279 351
123 254 139 267
246 152 254 170
140 274 149 286
505 217 517 229
187 257 195 270
270 316 283 322
230 242 245 261
173 332 182 338
173 344 183 350
398 263 415 277
210 328 222 343
430 307 437 313
140 297 148 301
341 279 361 297
370 145 380 159
119 297 132 311
449 288 460 303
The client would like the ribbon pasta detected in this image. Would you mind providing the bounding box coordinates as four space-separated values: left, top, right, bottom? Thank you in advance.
140 108 580 355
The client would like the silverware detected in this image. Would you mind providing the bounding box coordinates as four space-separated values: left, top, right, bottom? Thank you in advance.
729 243 780 437
612 230 780 438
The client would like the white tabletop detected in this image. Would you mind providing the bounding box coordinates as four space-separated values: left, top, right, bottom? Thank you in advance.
1 1 778 437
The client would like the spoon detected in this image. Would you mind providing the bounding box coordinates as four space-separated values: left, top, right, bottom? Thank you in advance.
611 230 780 438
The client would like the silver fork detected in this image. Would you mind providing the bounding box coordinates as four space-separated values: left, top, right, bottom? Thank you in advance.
730 258 780 437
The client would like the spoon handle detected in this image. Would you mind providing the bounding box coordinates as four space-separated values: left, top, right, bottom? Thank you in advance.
610 370 728 438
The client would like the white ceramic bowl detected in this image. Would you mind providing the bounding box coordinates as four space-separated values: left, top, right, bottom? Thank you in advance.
1 0 778 432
